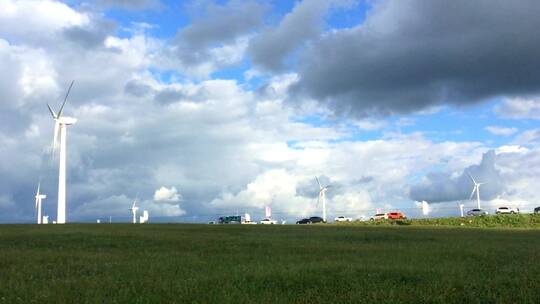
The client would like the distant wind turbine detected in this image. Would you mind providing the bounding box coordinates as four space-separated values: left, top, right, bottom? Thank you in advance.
468 173 485 209
48 80 77 224
316 177 331 223
139 210 149 224
421 201 430 217
35 183 46 224
129 199 139 224
458 202 465 217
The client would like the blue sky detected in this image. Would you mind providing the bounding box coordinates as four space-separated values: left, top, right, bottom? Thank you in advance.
1 0 540 223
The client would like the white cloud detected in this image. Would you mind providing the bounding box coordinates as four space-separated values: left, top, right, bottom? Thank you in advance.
354 119 386 131
0 0 89 42
495 97 540 120
154 186 182 202
485 126 518 136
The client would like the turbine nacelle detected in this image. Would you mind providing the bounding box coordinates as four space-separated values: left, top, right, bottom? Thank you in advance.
57 116 77 125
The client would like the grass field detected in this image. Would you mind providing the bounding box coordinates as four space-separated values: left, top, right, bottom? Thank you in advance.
350 214 540 228
1 224 539 303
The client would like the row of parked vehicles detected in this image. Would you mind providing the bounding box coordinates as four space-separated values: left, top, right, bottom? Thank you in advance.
217 206 540 225
467 206 528 216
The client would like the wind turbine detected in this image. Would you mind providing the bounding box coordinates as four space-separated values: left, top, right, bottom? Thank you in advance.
48 80 77 224
129 199 139 224
35 183 46 224
468 173 485 209
458 202 465 217
139 210 149 224
421 201 430 217
316 177 330 223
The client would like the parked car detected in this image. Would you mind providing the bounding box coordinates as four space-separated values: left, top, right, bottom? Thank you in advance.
534 207 540 214
467 209 489 216
296 218 310 224
309 216 325 223
387 212 406 220
495 207 519 214
370 213 388 221
334 216 353 222
260 218 278 225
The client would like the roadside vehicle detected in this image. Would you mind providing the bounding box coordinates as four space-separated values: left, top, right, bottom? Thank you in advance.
309 216 325 223
534 207 540 214
334 216 352 222
370 213 388 221
260 218 278 225
467 209 488 216
495 207 519 214
218 215 242 224
296 218 310 224
387 212 406 220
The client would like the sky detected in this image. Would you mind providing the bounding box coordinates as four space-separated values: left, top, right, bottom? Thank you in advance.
2 0 540 223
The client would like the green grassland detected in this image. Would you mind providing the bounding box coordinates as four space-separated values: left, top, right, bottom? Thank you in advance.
0 224 539 303
349 214 540 228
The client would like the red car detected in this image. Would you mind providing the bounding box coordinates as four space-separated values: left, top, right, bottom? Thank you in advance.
387 212 406 220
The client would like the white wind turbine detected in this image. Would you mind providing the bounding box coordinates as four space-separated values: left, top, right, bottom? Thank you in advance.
139 210 149 224
35 183 46 224
48 81 77 224
130 199 139 224
468 173 485 209
458 202 465 217
316 177 331 223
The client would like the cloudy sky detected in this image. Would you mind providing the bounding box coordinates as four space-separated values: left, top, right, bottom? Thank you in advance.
2 0 540 223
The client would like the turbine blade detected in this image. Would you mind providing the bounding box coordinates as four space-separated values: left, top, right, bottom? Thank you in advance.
52 121 60 154
47 104 57 119
469 186 476 200
316 177 322 189
467 172 477 184
57 80 74 118
36 182 40 196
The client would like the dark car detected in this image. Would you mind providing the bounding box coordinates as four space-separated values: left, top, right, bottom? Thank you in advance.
296 218 310 224
309 216 325 224
535 207 540 214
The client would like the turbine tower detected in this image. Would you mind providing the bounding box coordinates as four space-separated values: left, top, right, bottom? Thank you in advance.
48 81 77 224
468 173 485 209
35 183 46 224
316 177 331 223
140 210 149 224
130 199 139 224
458 202 465 217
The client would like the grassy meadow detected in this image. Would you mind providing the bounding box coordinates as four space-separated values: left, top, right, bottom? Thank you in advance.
0 224 539 303
350 213 540 228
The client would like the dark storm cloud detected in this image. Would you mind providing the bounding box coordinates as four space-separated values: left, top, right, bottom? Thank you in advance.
410 150 504 203
290 0 540 117
170 0 266 66
248 0 338 72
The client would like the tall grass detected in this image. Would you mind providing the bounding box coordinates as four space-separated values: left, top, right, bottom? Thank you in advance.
0 224 538 303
